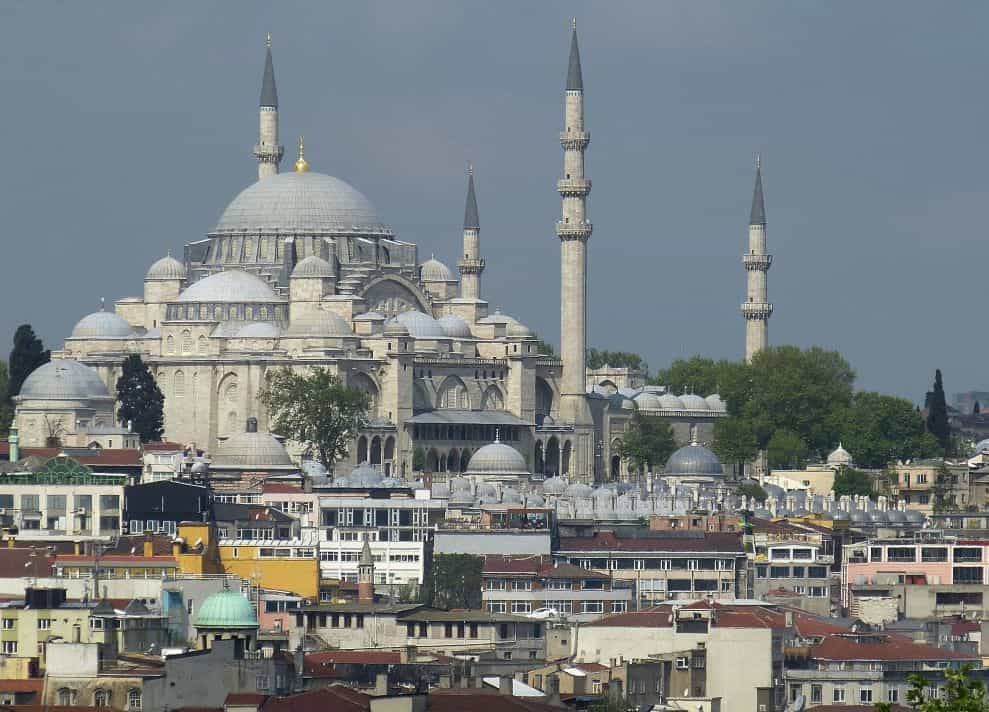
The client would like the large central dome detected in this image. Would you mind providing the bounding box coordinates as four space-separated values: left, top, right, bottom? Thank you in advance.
213 172 393 237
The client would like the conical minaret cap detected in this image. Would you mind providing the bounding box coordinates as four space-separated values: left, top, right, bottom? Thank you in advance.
750 156 766 226
260 34 278 107
566 20 583 91
464 163 479 230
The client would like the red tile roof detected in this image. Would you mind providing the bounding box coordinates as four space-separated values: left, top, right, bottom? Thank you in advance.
482 555 608 579
262 483 303 494
557 531 743 553
262 687 369 712
429 690 562 712
225 692 269 705
0 548 57 579
811 634 978 662
142 441 186 452
950 619 980 636
0 445 141 466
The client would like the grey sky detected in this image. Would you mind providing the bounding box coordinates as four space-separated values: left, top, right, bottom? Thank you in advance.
1 2 984 402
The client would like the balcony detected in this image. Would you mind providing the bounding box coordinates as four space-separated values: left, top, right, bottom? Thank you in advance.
557 178 592 196
555 221 592 239
785 669 882 682
740 302 773 319
742 254 773 270
559 131 590 148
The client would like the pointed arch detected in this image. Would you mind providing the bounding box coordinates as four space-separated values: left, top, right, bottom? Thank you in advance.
480 385 504 411
370 436 382 465
562 440 572 476
425 448 439 473
448 447 460 473
357 436 368 464
350 372 380 418
535 377 554 424
413 381 432 413
438 376 470 410
460 449 471 473
546 437 560 477
174 370 185 398
534 440 545 475
197 334 209 354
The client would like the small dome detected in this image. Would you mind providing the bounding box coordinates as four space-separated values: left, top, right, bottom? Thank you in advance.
526 493 546 507
665 443 723 478
705 394 726 411
421 257 453 282
146 255 186 281
437 314 472 338
391 311 446 339
71 311 134 339
354 311 386 322
466 439 529 476
565 482 593 498
659 393 686 410
194 591 259 629
633 392 664 410
974 438 989 454
827 444 853 466
178 270 280 303
680 394 710 410
478 310 512 325
506 319 534 338
235 322 281 338
502 486 523 504
20 360 110 401
291 255 334 279
542 476 567 495
212 430 293 468
350 462 384 487
284 311 353 337
383 319 410 337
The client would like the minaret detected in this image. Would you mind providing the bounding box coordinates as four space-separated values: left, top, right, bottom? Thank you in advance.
741 156 773 361
357 537 374 603
458 163 485 300
253 34 284 180
556 19 593 424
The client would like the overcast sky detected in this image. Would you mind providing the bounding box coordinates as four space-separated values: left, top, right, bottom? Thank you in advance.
0 2 985 403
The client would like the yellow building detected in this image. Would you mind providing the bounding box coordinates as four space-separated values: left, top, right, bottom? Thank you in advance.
216 534 319 600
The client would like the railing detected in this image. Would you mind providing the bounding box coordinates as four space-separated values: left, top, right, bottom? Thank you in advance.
557 179 592 194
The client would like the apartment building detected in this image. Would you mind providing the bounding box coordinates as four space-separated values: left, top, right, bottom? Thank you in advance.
752 542 833 616
481 555 632 621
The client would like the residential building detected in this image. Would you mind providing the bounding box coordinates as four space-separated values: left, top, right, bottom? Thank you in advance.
124 479 211 536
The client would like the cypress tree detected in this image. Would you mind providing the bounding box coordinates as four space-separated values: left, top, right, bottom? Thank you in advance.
6 325 50 405
925 369 950 451
116 354 164 442
975 401 981 415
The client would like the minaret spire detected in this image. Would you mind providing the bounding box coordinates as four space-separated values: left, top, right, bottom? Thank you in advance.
254 33 284 180
458 162 485 300
556 20 594 478
741 155 773 361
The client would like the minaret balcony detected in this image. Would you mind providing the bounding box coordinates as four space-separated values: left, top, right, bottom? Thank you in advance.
742 254 773 270
457 257 485 274
556 221 593 240
740 302 774 319
253 144 284 162
557 178 592 196
559 131 590 149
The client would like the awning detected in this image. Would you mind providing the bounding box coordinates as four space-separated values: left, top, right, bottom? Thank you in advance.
406 410 532 427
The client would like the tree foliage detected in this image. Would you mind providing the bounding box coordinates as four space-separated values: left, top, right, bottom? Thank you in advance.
0 362 12 433
836 391 941 468
6 324 49 406
422 553 483 609
115 355 164 443
767 429 809 469
651 356 738 396
712 417 758 477
926 369 951 452
736 481 768 503
534 339 558 359
260 367 370 470
874 663 986 712
619 406 677 473
586 348 647 373
832 467 874 497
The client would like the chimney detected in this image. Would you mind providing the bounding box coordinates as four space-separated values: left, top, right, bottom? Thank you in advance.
374 672 389 696
171 539 182 557
438 674 451 689
400 645 416 664
74 541 82 556
72 624 81 643
499 676 513 696
144 538 154 558
7 537 14 549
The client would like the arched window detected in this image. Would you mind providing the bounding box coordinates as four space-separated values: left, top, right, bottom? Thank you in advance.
165 335 175 355
94 689 111 707
197 335 208 354
58 689 76 706
174 370 185 398
349 373 380 418
480 385 504 411
181 329 193 354
128 688 142 711
438 377 469 410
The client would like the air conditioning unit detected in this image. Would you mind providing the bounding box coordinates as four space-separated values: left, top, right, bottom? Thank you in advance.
759 705 768 712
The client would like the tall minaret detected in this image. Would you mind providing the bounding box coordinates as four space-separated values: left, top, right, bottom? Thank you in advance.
557 19 593 424
458 164 485 300
741 156 773 361
253 34 284 180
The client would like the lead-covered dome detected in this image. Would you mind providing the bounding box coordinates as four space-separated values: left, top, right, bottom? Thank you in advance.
421 257 453 282
437 314 472 338
284 310 353 337
20 360 111 400
291 255 334 279
146 255 187 281
665 442 723 478
71 311 134 339
194 591 258 629
212 430 294 468
680 394 710 410
178 270 281 303
391 311 445 339
214 172 393 237
466 439 529 477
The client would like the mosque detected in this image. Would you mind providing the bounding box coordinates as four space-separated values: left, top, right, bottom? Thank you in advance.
13 25 773 482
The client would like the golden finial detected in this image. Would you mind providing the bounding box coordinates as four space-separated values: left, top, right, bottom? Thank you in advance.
295 135 309 173
571 17 577 30
266 32 272 49
755 153 761 169
467 161 473 177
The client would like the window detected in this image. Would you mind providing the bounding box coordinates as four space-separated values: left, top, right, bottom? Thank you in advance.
808 566 828 578
833 688 845 703
94 690 111 708
1 619 14 630
488 601 506 614
612 601 627 613
511 579 532 591
811 685 822 704
953 567 983 585
128 689 142 711
954 547 983 563
512 602 532 614
1 641 16 655
58 689 76 706
888 689 899 703
860 688 873 703
756 565 767 578
887 547 916 562
38 618 52 630
256 675 268 691
770 566 790 578
583 601 603 614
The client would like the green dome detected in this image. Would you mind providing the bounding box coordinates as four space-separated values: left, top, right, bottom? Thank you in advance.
194 591 259 629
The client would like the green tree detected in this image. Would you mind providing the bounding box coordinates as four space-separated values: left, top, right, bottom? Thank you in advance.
651 356 738 396
534 338 558 358
586 348 647 373
836 391 941 469
412 446 426 471
874 663 986 712
0 362 12 433
832 467 874 497
974 400 981 414
712 417 758 478
422 553 483 609
115 355 164 443
6 324 50 406
619 406 677 473
926 369 951 452
767 429 809 469
260 367 370 470
736 481 768 503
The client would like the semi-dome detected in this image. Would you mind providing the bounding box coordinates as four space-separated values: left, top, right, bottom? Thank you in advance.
506 319 534 338
146 255 187 281
235 322 281 339
354 311 386 323
194 591 259 629
214 171 393 237
284 310 353 337
466 439 529 477
392 311 446 339
421 257 453 282
291 255 334 279
20 360 111 401
212 429 294 468
383 319 410 337
71 311 134 339
437 314 472 338
178 270 280 303
680 394 710 410
665 443 723 478
478 310 512 325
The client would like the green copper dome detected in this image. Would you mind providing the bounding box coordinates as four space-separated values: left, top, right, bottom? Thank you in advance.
194 591 259 629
